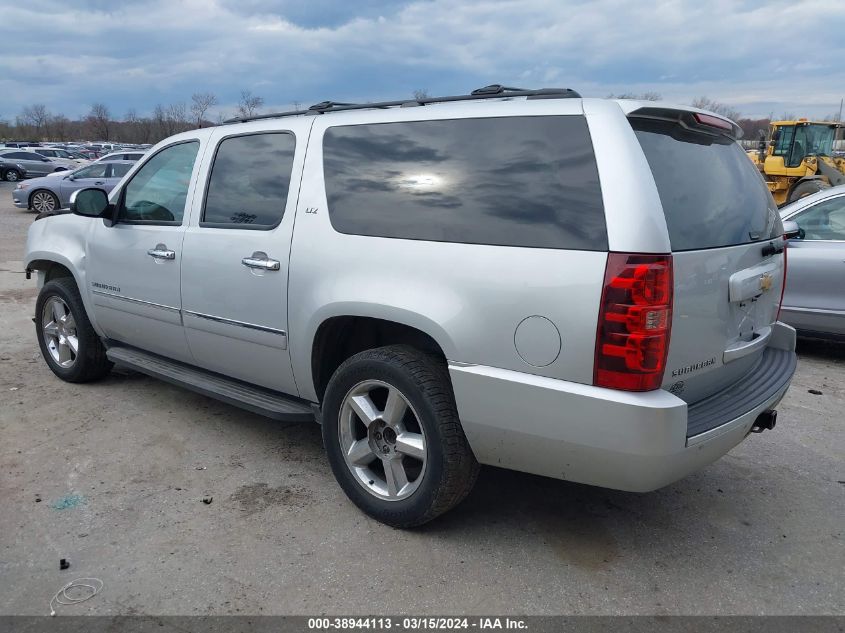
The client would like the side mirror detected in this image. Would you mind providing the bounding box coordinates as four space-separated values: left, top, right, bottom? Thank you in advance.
782 220 804 240
70 188 112 219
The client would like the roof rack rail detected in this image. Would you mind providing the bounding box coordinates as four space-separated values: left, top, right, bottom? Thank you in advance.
222 84 580 125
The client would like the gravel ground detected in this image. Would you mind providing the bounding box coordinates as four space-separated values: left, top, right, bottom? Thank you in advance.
0 180 842 616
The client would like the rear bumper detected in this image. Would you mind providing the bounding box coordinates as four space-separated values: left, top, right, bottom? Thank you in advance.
449 322 797 492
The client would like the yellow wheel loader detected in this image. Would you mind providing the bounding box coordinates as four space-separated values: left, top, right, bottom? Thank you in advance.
747 120 845 206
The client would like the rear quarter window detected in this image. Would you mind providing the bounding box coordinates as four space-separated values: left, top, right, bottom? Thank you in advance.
322 115 607 250
632 118 781 251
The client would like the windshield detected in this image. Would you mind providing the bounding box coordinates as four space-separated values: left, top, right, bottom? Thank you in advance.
793 124 836 158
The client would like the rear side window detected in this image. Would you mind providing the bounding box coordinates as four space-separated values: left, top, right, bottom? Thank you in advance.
202 132 296 228
109 163 132 178
632 118 780 251
322 116 606 250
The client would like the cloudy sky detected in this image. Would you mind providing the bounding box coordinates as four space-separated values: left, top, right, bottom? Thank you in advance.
2 0 844 122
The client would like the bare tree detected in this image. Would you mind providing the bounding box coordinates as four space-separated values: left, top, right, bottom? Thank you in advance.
49 114 70 141
413 89 429 100
87 103 111 140
191 92 218 128
166 102 188 132
690 96 741 121
237 90 264 118
152 103 167 137
20 104 50 138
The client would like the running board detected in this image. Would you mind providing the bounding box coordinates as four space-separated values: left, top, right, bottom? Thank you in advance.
106 346 314 422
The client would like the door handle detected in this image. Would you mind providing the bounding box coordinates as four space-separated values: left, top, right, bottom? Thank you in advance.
94 181 104 185
147 244 176 260
242 251 280 271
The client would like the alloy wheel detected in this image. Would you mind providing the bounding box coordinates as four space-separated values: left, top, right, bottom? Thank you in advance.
32 192 57 213
338 379 427 501
41 297 78 368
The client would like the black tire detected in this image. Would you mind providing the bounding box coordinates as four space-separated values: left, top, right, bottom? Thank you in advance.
35 277 112 383
322 345 479 528
4 169 22 182
788 179 830 203
30 190 60 214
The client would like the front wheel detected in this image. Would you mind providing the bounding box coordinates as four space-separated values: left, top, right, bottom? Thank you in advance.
322 345 479 527
35 277 112 382
4 169 21 182
30 190 59 213
788 179 830 203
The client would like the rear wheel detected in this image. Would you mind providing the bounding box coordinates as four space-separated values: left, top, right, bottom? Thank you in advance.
30 190 59 213
4 169 21 182
789 179 830 203
35 278 112 383
322 345 479 527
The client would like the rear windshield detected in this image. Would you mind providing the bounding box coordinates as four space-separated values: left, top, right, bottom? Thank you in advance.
632 118 781 251
323 115 607 251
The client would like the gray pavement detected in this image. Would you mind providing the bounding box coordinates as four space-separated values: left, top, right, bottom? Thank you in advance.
0 180 842 615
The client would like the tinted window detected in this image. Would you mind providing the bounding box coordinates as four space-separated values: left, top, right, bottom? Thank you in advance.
119 141 199 224
632 118 780 251
322 116 606 250
794 196 845 240
202 133 295 228
109 163 132 178
6 152 29 159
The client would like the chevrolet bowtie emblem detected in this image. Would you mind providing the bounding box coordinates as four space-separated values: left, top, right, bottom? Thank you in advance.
760 273 773 292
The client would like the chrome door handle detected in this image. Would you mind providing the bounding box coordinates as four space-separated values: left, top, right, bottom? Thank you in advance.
242 251 280 271
147 244 176 260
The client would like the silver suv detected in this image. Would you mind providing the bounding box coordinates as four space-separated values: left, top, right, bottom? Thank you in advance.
24 86 797 527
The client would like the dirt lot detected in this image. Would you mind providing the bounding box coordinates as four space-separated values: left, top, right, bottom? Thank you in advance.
0 179 842 616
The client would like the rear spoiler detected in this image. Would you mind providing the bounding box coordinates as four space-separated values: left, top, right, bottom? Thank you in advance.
620 103 742 140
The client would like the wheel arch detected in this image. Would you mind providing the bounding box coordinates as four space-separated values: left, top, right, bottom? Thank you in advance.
307 309 457 404
25 253 104 338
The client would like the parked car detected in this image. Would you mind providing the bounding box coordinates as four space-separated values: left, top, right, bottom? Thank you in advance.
94 150 147 163
780 184 845 339
23 87 797 527
25 147 90 166
0 150 70 177
13 160 135 213
0 157 27 182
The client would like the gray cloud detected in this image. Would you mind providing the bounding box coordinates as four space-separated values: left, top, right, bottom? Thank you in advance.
0 0 843 120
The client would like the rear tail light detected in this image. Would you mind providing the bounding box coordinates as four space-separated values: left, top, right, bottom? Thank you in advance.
594 253 673 391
